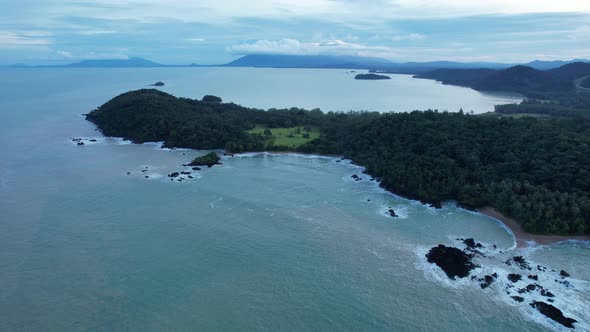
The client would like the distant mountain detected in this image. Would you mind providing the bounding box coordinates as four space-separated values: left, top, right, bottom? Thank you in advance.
224 54 392 69
415 62 590 98
63 57 163 68
525 59 590 70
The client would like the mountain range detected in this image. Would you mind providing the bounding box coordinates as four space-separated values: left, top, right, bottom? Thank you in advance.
10 55 589 72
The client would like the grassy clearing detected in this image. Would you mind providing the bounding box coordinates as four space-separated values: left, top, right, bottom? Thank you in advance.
247 125 320 148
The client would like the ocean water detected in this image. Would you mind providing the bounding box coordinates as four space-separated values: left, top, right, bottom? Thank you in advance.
0 68 587 331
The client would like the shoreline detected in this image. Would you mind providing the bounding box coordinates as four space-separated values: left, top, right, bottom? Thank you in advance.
479 207 590 247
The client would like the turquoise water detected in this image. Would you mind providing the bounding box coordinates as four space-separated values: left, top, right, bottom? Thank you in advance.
0 68 587 331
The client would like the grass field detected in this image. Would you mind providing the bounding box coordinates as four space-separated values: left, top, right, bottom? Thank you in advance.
247 125 320 148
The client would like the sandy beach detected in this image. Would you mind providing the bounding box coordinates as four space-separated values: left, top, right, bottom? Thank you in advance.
479 207 590 247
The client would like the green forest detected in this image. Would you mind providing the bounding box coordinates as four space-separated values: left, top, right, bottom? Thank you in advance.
86 89 590 235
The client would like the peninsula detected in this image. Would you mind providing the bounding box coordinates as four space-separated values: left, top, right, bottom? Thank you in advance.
86 89 590 237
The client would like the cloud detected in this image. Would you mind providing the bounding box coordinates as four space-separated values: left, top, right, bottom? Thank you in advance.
78 29 117 35
0 31 51 47
391 33 425 41
228 38 399 59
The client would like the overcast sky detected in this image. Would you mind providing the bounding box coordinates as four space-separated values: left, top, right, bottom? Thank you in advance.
1 0 589 65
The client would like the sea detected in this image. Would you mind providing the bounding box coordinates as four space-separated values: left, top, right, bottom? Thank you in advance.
0 67 588 331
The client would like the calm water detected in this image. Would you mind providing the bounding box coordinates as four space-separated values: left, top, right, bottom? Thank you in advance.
0 68 587 331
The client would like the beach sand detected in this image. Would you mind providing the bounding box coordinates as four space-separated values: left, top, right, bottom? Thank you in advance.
479 207 590 248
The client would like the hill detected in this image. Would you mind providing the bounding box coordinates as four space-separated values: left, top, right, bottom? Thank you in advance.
63 57 163 68
224 54 392 69
416 62 590 98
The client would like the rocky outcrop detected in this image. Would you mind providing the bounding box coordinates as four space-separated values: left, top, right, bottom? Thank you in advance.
507 273 522 283
530 301 577 329
426 245 477 279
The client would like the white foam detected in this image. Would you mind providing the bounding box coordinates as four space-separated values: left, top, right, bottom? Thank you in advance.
413 240 589 330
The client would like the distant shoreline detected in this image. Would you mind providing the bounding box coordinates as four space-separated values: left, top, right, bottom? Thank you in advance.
479 207 590 247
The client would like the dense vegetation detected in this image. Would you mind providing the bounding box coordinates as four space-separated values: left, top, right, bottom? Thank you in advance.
87 89 590 235
355 73 391 80
416 62 590 99
189 152 221 167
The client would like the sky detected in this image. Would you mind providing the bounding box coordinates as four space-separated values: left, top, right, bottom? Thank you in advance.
0 0 589 65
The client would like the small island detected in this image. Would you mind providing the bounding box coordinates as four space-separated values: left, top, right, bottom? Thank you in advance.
148 81 165 86
189 152 221 168
354 73 391 80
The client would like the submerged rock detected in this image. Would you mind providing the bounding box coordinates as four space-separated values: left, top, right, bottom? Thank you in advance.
530 301 577 329
426 245 477 279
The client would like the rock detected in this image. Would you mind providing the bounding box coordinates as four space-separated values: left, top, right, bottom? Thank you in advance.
387 208 398 218
425 245 477 279
526 284 536 291
89 139 97 142
463 238 483 249
507 274 522 283
351 174 362 181
541 289 555 298
77 141 85 146
192 167 202 171
530 302 577 329
142 170 148 173
560 270 570 277
126 172 131 175
181 171 191 175
168 172 180 178
492 273 498 278
149 81 165 86
145 176 149 178
480 275 495 289
512 256 531 270
511 296 525 302
188 175 194 179
528 275 538 280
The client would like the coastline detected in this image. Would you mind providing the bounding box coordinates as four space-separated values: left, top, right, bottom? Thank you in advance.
479 207 590 247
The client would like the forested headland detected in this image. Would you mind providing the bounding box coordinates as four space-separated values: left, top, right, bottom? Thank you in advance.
86 89 590 236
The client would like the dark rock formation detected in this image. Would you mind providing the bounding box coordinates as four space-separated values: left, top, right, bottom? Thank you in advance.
168 172 180 178
560 270 570 277
508 274 522 283
351 174 362 181
480 275 495 289
528 275 538 280
530 302 577 329
511 296 525 302
192 167 202 171
77 141 85 146
426 245 477 279
149 81 165 86
463 238 483 249
387 208 398 218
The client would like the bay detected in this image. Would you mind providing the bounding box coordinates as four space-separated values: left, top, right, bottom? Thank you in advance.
0 67 587 331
